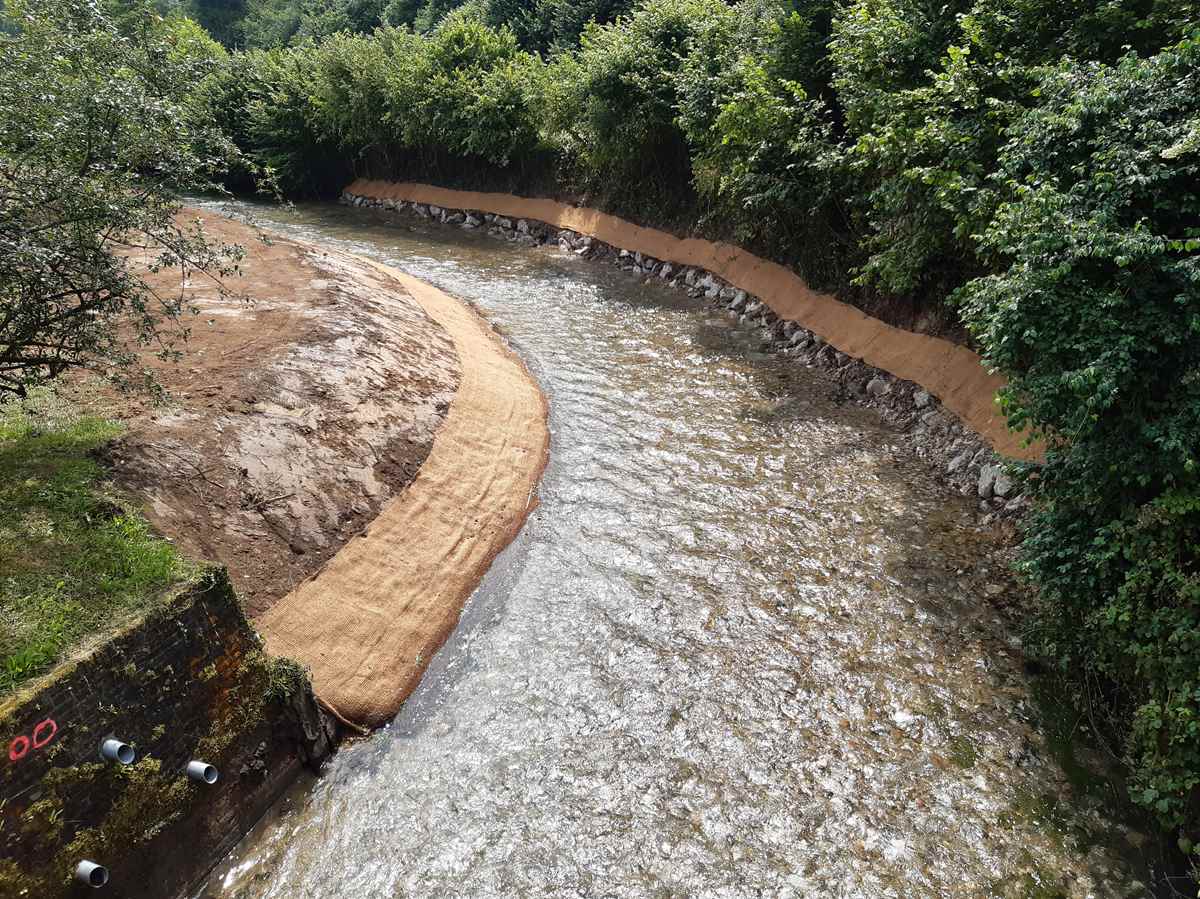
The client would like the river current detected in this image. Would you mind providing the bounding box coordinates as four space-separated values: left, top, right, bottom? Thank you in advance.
195 201 1136 898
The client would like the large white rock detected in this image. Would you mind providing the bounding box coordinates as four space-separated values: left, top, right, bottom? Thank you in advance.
978 464 1001 499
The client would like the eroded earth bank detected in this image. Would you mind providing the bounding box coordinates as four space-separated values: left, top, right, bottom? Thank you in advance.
117 208 549 728
112 210 462 617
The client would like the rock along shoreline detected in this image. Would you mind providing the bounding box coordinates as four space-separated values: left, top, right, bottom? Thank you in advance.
340 186 1030 523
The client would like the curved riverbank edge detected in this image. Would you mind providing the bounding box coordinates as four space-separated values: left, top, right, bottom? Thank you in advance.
257 256 550 729
348 178 1039 463
120 209 461 618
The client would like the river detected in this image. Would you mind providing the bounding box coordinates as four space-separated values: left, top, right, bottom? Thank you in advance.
194 200 1138 898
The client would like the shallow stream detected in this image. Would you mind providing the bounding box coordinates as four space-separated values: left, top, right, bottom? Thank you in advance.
196 201 1137 898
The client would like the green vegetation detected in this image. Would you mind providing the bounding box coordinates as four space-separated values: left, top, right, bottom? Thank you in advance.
0 389 193 694
0 0 233 700
157 0 633 49
0 0 245 397
190 0 1200 844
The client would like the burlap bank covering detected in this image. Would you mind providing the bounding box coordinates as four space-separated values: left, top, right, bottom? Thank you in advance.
348 178 1040 462
259 258 550 728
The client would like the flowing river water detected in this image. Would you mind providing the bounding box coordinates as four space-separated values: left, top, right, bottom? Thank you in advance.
195 201 1141 898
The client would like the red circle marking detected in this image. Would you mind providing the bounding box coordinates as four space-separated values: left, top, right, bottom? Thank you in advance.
8 735 30 762
31 718 57 749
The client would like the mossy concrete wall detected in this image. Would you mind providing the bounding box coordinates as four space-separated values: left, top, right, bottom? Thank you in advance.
0 569 336 898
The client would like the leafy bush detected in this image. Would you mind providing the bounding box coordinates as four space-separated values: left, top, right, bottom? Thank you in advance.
239 0 305 47
962 38 1200 829
542 0 729 213
676 0 848 286
392 11 544 167
209 11 547 191
830 0 1197 304
243 46 352 195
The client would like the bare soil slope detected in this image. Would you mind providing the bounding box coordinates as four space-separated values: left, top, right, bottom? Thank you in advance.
107 211 460 616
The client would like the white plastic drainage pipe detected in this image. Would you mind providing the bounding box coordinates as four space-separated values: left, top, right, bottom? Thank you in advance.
74 860 109 888
186 760 219 784
99 738 134 765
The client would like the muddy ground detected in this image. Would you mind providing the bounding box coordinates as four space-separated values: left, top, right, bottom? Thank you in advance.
103 210 459 617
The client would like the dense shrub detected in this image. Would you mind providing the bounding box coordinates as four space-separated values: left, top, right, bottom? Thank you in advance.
675 0 848 285
543 0 734 203
961 38 1200 830
830 0 1197 305
203 10 545 193
228 45 351 194
238 0 304 47
383 11 544 168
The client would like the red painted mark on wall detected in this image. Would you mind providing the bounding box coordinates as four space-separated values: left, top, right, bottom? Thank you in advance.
7 718 58 762
7 735 29 762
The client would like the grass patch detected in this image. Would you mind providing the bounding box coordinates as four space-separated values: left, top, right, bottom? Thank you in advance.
0 388 193 696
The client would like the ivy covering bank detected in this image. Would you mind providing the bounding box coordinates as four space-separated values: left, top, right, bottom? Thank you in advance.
38 0 1200 845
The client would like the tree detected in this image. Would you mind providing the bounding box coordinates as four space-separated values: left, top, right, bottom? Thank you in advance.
239 0 303 46
295 0 386 41
542 0 729 214
0 0 244 396
961 40 1200 826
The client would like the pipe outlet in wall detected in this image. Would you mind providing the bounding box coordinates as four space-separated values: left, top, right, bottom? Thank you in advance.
186 760 219 784
99 738 134 765
75 860 109 888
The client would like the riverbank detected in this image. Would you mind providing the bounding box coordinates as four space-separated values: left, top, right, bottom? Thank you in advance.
1 207 551 895
109 210 461 618
120 208 549 727
0 570 336 899
257 258 550 728
341 182 1037 523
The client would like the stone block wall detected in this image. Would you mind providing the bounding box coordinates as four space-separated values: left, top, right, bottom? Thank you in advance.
0 569 335 898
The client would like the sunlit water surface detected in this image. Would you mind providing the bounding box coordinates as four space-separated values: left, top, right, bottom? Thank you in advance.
195 201 1135 898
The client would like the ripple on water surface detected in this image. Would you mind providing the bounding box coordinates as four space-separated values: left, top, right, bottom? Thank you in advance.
197 202 1135 899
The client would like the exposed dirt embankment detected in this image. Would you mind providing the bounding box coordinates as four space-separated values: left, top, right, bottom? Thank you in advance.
110 210 460 616
116 208 549 729
347 179 1038 463
258 261 550 728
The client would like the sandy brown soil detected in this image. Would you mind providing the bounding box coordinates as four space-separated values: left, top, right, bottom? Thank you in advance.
258 260 550 728
105 211 460 617
348 178 1039 461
